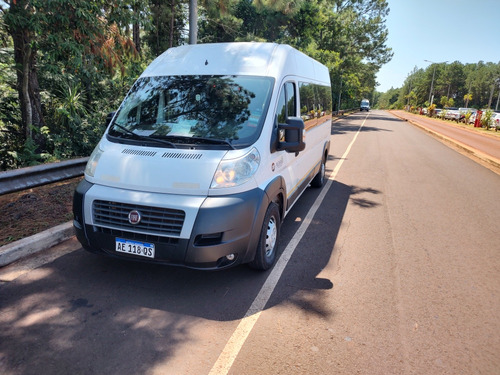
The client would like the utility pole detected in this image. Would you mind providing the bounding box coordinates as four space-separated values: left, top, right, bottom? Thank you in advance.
495 78 500 111
424 60 448 105
189 0 197 45
337 76 342 113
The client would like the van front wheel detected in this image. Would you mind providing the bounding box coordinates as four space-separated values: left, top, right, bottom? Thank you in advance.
249 202 280 271
310 156 326 188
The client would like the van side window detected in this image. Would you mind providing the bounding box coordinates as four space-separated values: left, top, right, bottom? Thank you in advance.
276 87 287 124
276 82 297 125
286 82 296 117
273 82 297 148
299 82 332 130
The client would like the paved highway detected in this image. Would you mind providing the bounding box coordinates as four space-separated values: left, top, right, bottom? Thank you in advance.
1 110 499 374
392 109 500 166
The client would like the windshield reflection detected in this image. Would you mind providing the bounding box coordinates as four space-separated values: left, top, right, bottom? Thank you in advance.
108 75 274 148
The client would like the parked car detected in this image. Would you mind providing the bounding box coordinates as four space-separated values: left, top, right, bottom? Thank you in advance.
492 112 500 130
458 107 477 122
468 110 485 124
443 107 460 121
469 109 500 128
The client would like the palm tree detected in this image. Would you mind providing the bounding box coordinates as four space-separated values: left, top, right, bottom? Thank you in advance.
464 93 472 108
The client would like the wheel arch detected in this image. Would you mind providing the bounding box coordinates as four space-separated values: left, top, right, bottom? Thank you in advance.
242 176 286 265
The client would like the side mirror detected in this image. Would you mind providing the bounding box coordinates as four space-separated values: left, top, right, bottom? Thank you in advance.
105 111 116 127
277 117 306 153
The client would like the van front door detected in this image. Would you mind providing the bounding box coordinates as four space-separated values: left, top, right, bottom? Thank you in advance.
273 81 310 209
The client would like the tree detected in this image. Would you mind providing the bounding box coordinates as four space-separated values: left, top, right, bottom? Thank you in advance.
377 87 399 109
0 0 395 169
440 96 454 108
198 0 242 43
464 93 472 108
3 0 43 143
1 0 139 166
144 0 186 55
318 0 392 108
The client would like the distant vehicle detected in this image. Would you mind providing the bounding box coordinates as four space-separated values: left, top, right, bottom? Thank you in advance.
492 112 500 130
443 107 459 121
469 110 500 128
458 107 476 122
360 99 370 111
468 110 485 124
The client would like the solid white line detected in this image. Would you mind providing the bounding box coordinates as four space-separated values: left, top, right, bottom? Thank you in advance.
208 115 368 375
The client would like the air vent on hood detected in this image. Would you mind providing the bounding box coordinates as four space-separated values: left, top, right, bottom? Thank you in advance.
161 152 203 160
122 149 157 157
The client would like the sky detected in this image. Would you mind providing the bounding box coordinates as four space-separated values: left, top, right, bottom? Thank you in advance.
376 0 500 93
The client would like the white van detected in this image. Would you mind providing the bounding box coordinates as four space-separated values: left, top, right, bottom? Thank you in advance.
73 42 332 270
360 99 370 111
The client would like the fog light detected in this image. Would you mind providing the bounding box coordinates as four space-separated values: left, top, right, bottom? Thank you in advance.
216 253 238 268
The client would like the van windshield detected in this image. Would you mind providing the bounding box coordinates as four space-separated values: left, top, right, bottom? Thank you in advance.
108 75 274 149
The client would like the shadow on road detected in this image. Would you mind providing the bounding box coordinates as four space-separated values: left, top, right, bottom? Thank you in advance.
0 174 381 375
332 112 399 135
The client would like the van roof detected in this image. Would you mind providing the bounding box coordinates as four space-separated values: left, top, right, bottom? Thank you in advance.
140 42 330 85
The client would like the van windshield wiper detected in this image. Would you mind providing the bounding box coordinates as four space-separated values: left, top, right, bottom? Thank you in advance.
111 123 177 148
157 135 236 150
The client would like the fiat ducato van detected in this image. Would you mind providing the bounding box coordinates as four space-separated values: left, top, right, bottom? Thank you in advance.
73 42 332 270
360 99 370 111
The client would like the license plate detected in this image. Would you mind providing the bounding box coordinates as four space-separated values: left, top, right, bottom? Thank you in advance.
115 238 155 259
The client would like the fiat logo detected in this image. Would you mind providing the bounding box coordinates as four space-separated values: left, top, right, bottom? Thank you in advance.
128 210 142 225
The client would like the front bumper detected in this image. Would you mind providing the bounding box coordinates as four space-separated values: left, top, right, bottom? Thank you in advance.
73 180 269 270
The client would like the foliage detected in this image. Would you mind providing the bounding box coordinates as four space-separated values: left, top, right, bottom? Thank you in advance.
481 110 494 129
463 110 473 124
0 0 393 170
0 0 142 170
376 60 500 111
377 87 400 109
440 96 454 108
427 103 436 117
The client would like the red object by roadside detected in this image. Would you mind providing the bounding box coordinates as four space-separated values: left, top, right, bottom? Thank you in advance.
474 110 482 127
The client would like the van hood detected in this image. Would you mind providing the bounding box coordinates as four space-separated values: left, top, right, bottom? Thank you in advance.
87 141 227 196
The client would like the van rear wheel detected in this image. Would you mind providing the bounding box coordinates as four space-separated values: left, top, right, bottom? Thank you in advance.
249 202 280 271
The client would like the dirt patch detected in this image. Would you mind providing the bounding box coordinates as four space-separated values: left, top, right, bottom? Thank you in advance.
0 177 83 246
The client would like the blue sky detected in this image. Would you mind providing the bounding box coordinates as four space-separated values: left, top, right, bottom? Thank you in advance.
376 0 500 92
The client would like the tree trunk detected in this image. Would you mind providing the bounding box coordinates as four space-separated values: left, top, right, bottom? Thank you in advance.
169 0 175 49
488 84 495 109
7 0 45 148
133 2 141 55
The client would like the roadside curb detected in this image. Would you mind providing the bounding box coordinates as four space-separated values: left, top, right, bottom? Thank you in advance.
390 111 500 173
0 221 74 267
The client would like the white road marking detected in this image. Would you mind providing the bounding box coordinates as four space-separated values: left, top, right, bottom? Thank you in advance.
209 115 368 374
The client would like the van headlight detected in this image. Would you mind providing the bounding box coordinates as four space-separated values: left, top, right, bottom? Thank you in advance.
85 144 104 177
211 148 260 188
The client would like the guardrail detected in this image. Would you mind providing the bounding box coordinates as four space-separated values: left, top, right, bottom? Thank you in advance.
0 110 357 196
0 157 89 196
333 108 358 116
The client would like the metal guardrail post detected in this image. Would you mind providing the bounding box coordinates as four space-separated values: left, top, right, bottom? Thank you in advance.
0 157 89 195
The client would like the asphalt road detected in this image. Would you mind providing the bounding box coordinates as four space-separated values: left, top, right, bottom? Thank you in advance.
1 110 499 375
391 109 500 164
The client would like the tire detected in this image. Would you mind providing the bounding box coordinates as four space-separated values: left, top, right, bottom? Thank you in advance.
249 202 280 271
310 155 326 188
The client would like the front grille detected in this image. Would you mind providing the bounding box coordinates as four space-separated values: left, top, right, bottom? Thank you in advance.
93 200 185 236
96 227 179 245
